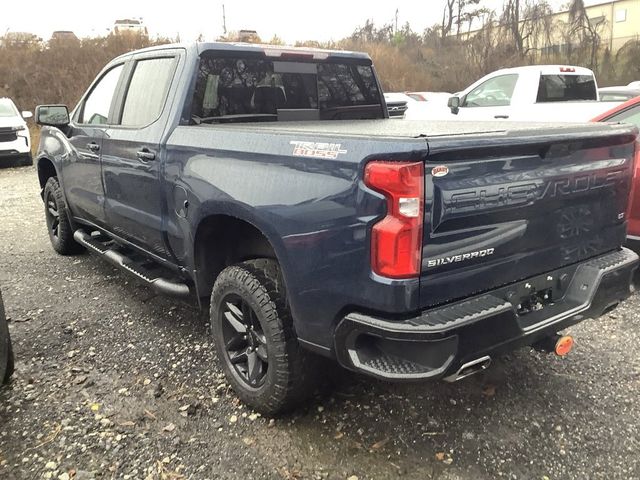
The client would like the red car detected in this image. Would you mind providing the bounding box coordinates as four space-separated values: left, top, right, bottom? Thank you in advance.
593 97 640 246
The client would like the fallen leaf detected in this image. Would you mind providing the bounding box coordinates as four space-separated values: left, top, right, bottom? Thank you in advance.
482 385 496 397
334 431 344 440
144 409 157 420
119 421 135 427
90 403 101 412
370 438 389 451
435 452 446 461
162 423 176 432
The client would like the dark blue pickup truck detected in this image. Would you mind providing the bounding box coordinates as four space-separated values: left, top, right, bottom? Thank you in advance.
35 42 639 414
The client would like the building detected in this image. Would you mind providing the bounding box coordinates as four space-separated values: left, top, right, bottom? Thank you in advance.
50 31 79 43
553 0 639 53
113 19 148 37
463 0 639 55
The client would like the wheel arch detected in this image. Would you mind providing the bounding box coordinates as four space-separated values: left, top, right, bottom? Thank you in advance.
192 212 292 304
37 156 59 192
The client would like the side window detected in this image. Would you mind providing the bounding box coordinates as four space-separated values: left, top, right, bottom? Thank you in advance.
464 74 518 108
79 64 124 125
609 105 640 128
120 57 176 127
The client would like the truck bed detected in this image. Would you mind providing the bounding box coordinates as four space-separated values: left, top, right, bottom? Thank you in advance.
209 118 631 140
175 119 637 314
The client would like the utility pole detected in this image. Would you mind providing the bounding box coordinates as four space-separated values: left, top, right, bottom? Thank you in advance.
395 9 399 34
222 4 227 36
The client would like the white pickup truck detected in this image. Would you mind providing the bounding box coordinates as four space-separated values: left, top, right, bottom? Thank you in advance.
408 65 621 122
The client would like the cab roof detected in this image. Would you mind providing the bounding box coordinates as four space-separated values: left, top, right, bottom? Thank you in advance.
112 41 371 63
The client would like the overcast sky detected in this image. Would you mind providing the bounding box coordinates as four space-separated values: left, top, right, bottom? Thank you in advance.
1 0 604 43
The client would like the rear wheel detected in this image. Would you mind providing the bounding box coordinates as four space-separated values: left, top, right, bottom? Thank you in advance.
210 259 323 415
43 177 83 255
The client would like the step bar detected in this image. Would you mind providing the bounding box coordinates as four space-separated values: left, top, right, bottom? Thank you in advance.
73 230 190 298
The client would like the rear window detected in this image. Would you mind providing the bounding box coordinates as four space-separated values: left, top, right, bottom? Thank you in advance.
600 92 637 102
190 53 383 124
120 57 176 127
536 75 597 102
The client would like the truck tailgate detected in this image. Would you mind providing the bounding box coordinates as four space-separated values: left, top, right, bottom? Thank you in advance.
420 125 637 308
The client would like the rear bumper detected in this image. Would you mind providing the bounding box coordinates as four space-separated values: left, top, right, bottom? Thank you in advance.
334 248 638 381
627 235 640 252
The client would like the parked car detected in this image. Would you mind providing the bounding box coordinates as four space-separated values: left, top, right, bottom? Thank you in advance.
592 96 640 248
628 81 640 89
0 289 14 384
35 43 639 414
598 86 640 102
0 98 33 167
383 92 409 118
437 65 621 122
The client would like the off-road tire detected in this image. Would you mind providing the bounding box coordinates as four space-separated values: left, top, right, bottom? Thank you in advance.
43 177 83 255
0 291 14 384
210 258 323 415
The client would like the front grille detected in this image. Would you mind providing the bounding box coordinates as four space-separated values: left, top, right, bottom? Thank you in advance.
0 130 18 143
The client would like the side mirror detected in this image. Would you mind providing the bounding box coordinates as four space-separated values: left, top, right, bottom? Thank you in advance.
21 111 33 120
35 105 69 127
447 96 461 114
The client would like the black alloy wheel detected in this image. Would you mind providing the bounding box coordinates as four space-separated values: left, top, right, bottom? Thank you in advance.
219 293 269 388
42 177 83 255
45 189 61 242
210 259 324 415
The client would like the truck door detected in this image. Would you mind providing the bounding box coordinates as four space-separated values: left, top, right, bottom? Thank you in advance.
101 52 181 258
64 64 125 225
456 74 518 120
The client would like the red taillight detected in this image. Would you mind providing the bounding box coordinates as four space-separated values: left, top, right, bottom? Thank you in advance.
560 67 576 73
364 161 424 278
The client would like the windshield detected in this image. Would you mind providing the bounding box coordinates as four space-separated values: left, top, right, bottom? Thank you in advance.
0 101 18 117
191 53 383 123
537 74 597 102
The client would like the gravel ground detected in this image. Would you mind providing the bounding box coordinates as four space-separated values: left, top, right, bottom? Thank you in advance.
0 165 639 480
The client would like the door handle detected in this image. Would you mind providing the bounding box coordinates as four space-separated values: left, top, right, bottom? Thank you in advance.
87 142 100 152
136 148 156 162
494 115 509 119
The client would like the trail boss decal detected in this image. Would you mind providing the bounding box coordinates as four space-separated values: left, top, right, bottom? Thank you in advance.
290 141 348 159
427 248 495 268
431 165 450 177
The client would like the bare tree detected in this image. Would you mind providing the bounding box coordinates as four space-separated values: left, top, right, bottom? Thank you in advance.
566 0 605 68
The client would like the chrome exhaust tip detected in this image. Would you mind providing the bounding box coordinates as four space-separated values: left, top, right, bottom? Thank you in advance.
443 356 491 383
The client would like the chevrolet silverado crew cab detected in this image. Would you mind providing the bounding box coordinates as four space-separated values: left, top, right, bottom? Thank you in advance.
34 43 638 414
422 65 622 123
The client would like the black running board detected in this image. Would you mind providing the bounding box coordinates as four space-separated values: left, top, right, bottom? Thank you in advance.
73 230 190 298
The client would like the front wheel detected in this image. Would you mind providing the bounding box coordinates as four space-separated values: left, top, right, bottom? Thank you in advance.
43 177 83 255
210 259 322 415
